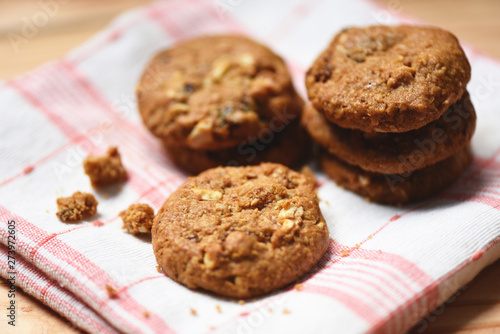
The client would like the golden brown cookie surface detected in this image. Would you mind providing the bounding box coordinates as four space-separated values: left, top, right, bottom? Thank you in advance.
137 35 302 150
303 92 476 174
320 146 471 205
306 25 470 133
152 163 329 298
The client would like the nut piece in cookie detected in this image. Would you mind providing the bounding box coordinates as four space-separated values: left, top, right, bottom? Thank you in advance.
152 163 329 298
83 147 127 187
56 191 98 222
119 203 155 235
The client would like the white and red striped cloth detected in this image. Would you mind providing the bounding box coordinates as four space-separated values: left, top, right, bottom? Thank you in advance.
1 0 500 333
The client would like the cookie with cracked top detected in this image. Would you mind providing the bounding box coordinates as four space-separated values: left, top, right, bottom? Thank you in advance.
152 163 329 298
320 145 472 205
137 35 302 151
306 25 470 133
302 91 476 174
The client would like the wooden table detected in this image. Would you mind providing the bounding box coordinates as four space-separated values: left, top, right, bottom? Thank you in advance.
1 1 499 333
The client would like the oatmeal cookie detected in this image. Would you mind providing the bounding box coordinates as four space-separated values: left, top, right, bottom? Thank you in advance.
306 25 470 133
320 145 472 205
137 35 302 150
302 92 475 174
152 163 329 298
56 191 98 222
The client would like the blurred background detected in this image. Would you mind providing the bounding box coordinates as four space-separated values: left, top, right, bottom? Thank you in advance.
1 0 499 333
1 0 500 79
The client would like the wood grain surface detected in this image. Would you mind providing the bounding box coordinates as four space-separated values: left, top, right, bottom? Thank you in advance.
1 0 499 333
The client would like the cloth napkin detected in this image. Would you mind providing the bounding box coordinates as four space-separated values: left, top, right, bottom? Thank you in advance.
1 0 500 333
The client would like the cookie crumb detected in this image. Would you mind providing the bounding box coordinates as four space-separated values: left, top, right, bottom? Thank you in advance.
156 265 163 273
294 283 303 291
83 147 127 188
45 210 49 213
215 305 221 313
283 308 291 314
325 200 330 206
341 250 350 257
190 308 197 316
268 308 273 313
56 191 98 222
105 285 119 299
119 203 154 235
379 249 382 253
355 243 360 249
368 235 373 239
238 300 245 305
142 310 150 318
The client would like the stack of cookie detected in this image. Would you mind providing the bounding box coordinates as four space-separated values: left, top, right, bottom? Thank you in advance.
137 35 305 174
304 25 475 204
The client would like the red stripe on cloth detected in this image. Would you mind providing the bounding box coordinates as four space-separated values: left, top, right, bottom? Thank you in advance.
378 236 500 334
320 240 436 291
438 149 500 209
311 240 439 330
6 58 179 205
266 0 325 44
0 248 116 334
0 209 145 333
312 274 397 314
318 263 414 302
0 207 176 334
306 148 500 325
99 275 164 309
302 283 380 325
0 139 74 187
440 193 500 209
211 238 438 332
147 0 247 42
56 60 178 176
146 1 186 40
6 80 81 140
70 17 146 64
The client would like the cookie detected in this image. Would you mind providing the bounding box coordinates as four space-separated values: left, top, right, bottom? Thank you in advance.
306 25 471 133
119 203 155 235
303 91 475 174
320 145 471 205
152 163 329 298
83 147 127 187
137 35 302 150
56 191 98 222
163 121 309 174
